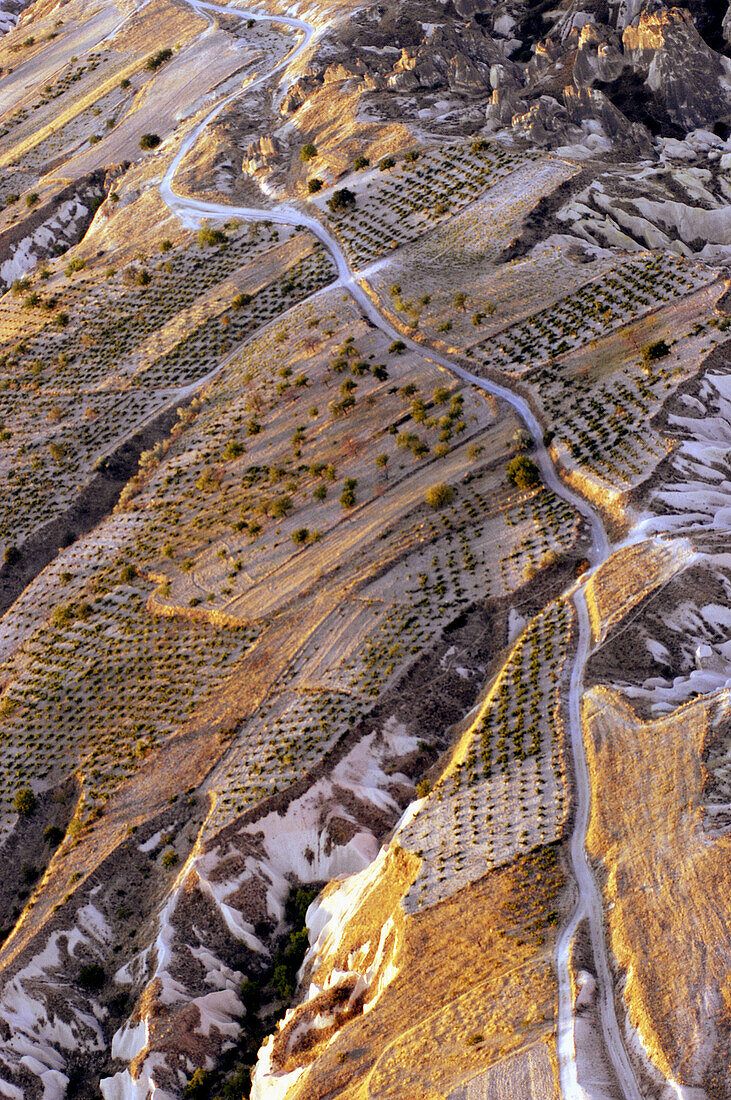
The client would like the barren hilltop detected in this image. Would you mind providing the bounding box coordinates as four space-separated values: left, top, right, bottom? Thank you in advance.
0 0 728 1095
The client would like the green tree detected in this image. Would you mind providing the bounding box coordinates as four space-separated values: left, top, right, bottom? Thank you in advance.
327 188 356 215
340 478 357 508
642 339 670 363
197 226 226 247
507 455 540 489
13 786 36 816
145 48 173 71
425 483 454 509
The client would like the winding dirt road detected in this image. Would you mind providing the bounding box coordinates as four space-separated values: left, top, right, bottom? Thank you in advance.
158 7 642 1095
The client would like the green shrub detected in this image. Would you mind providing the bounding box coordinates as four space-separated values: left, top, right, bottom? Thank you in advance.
642 339 670 363
65 256 86 274
145 48 173 71
340 478 357 508
44 824 65 846
506 455 541 489
139 133 161 150
327 188 356 215
197 226 226 247
223 439 245 460
307 178 323 193
13 787 36 817
3 544 20 566
425 483 454 509
300 142 318 161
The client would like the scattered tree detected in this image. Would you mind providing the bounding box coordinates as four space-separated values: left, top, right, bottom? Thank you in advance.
507 455 541 489
425 482 454 509
13 786 36 816
642 339 670 363
145 48 173 71
327 188 356 215
340 477 357 508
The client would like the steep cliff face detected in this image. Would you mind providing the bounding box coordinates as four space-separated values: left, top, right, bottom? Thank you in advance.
623 8 731 129
0 167 123 291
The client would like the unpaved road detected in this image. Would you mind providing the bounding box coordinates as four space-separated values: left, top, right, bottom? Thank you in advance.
158 6 643 1095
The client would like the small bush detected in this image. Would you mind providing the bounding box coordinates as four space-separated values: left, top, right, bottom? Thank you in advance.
44 824 65 846
291 527 309 545
307 178 323 193
65 256 86 274
184 1069 212 1099
139 133 161 150
25 192 39 208
197 226 226 247
300 142 318 161
353 155 369 169
506 455 540 489
379 155 395 170
642 339 670 363
222 439 245 460
13 787 36 817
145 48 173 71
327 188 356 215
3 544 20 566
340 477 357 509
425 483 454 509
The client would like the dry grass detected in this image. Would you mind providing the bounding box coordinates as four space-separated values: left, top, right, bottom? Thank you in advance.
583 538 692 645
282 844 565 1100
584 686 731 1097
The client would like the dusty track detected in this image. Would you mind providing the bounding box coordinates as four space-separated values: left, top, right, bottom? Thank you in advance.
158 6 643 1095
